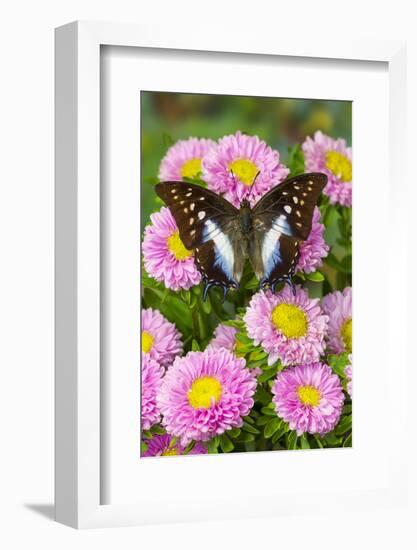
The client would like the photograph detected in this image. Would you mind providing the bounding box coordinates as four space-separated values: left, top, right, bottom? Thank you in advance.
140 91 352 457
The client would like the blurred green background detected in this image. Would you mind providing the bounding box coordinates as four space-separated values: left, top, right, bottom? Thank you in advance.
140 91 352 232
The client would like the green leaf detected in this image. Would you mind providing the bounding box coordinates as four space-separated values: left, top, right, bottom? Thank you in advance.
335 415 352 436
341 254 352 274
305 271 325 282
227 428 241 439
235 432 255 443
314 435 324 448
343 404 352 415
287 144 305 177
327 353 349 378
242 421 260 434
254 386 272 405
201 296 212 315
257 368 278 383
261 405 277 416
140 441 148 454
256 415 271 426
300 434 310 449
287 431 298 450
220 434 234 453
264 417 282 438
151 424 166 435
244 275 259 290
343 432 352 447
323 432 341 446
248 349 267 361
183 441 196 454
191 339 201 351
271 424 289 444
208 437 220 454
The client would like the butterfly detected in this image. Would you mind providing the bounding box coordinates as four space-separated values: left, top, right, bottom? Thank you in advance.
155 172 327 301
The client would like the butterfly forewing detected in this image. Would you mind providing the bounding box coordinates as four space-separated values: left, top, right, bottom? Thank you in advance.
252 172 327 240
155 181 238 250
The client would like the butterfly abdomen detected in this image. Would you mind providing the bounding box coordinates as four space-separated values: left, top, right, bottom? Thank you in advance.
238 205 252 235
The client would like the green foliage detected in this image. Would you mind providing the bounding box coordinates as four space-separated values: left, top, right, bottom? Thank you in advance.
287 144 305 177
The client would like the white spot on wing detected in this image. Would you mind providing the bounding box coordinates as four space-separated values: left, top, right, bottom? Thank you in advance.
186 192 192 197
190 203 195 211
204 219 234 279
189 218 194 225
293 196 299 204
272 214 292 236
262 227 281 278
284 205 292 214
198 211 206 220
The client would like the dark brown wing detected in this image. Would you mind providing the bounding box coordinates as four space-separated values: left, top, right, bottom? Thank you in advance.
155 181 238 250
249 172 326 293
249 217 300 292
156 181 241 298
252 172 327 240
194 240 239 300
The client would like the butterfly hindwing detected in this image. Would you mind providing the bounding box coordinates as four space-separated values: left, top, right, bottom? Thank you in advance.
250 219 300 291
155 181 238 250
252 172 327 240
194 240 239 299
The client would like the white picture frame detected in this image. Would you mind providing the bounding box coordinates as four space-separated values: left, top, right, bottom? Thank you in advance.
55 20 407 529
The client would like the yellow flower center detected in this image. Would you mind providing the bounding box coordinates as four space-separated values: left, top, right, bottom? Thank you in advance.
325 151 352 182
142 331 154 353
161 448 179 456
229 158 259 186
167 230 192 261
188 376 222 409
180 158 202 179
297 385 321 407
271 303 308 339
341 318 352 353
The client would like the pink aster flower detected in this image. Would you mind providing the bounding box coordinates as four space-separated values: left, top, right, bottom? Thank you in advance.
206 324 238 352
207 324 262 376
202 131 289 207
141 354 164 430
142 206 202 291
345 354 352 397
244 286 328 367
142 434 207 457
302 130 352 206
141 307 183 367
159 137 216 181
296 207 329 273
157 349 257 445
321 287 352 354
272 362 345 436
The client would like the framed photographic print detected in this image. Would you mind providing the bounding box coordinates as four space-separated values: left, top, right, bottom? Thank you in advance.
55 21 408 528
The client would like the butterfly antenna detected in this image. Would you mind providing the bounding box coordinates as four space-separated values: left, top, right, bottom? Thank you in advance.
247 170 261 201
230 168 236 186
